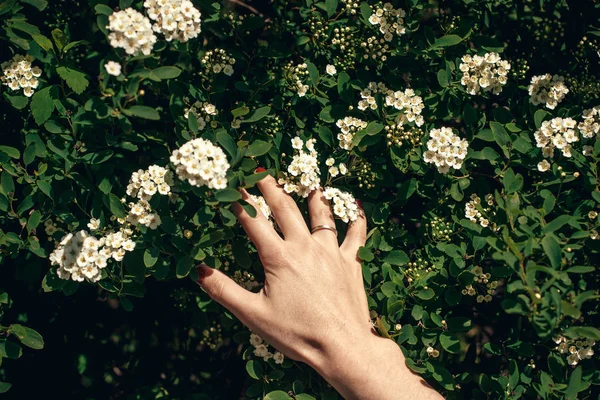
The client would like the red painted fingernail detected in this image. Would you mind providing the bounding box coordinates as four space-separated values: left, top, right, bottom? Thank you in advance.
255 167 266 173
356 199 363 208
196 264 207 284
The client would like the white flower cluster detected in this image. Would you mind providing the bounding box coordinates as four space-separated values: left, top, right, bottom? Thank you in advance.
126 165 173 200
534 117 579 161
465 194 494 228
385 88 425 126
323 187 359 223
124 200 162 229
107 8 157 55
336 116 368 150
554 336 595 366
528 74 569 110
249 194 272 221
325 157 348 177
278 137 320 198
285 62 309 97
1 54 42 97
578 106 600 139
143 0 201 42
170 138 230 190
368 3 406 42
249 333 284 364
459 53 510 95
423 127 469 173
184 101 218 131
200 48 235 76
357 82 424 127
50 229 135 282
340 0 360 14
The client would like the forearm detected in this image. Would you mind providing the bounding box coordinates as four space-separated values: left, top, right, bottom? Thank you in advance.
310 330 444 400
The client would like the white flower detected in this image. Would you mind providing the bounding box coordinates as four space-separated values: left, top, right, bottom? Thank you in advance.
291 136 304 150
143 0 201 43
368 3 406 41
278 137 320 198
200 48 235 77
1 54 41 97
336 116 368 150
273 351 284 364
528 74 569 110
126 165 173 200
537 160 551 172
104 61 122 76
107 8 157 55
184 101 217 131
578 106 600 139
423 127 469 174
534 118 579 159
459 53 510 96
170 138 230 190
326 64 337 76
249 194 272 221
323 187 359 223
87 218 101 231
285 61 310 96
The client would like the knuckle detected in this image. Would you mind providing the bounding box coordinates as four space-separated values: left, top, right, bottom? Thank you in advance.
209 278 227 300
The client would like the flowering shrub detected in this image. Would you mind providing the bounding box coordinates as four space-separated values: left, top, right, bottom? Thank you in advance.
1 0 599 398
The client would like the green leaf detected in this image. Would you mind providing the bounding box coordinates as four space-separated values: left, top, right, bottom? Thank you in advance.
108 193 126 218
30 86 55 125
216 130 237 158
143 249 158 268
151 66 181 80
246 140 272 157
0 382 12 393
534 109 549 129
415 288 435 300
6 94 28 109
21 0 48 11
439 332 460 353
382 250 409 266
431 34 462 49
94 4 113 15
437 69 448 87
27 210 42 233
565 366 582 400
542 215 571 234
51 28 67 51
0 146 20 159
541 235 561 269
126 105 160 120
8 324 44 350
503 169 523 194
563 326 600 340
325 0 338 17
56 66 89 94
490 121 510 147
358 246 374 262
31 34 53 51
1 172 15 196
245 360 263 380
365 121 383 135
231 105 249 118
241 106 270 123
214 188 242 202
264 391 292 400
176 256 194 278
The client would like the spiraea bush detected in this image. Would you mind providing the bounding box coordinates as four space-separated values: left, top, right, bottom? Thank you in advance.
0 0 599 398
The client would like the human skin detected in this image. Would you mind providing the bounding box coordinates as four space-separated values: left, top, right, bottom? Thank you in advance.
196 173 444 400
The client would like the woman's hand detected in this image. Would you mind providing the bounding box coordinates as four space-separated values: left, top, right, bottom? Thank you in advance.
197 173 442 400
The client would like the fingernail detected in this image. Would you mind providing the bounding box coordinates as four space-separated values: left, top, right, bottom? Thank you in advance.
196 264 207 284
356 199 363 208
255 167 266 173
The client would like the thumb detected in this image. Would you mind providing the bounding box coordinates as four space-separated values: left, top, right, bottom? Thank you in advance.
197 264 260 320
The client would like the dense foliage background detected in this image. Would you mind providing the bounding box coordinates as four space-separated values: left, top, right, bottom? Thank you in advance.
1 0 600 398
